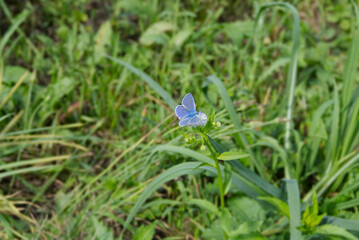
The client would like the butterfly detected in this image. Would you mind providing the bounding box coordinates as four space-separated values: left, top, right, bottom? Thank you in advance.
175 93 208 127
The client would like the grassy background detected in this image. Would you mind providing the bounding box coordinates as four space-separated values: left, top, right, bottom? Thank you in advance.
1 0 359 239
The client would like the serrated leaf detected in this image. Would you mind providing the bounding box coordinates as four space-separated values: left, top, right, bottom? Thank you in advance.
49 77 78 102
140 21 176 46
224 20 254 45
302 191 326 230
91 216 114 240
228 197 265 222
133 223 156 240
218 151 249 161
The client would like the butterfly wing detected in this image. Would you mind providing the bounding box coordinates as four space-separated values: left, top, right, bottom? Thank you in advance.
187 115 201 127
179 117 191 127
175 105 190 119
182 93 196 111
185 112 208 127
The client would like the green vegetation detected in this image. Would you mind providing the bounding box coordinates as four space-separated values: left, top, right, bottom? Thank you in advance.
1 0 359 239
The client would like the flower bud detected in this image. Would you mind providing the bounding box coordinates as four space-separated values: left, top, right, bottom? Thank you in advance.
200 145 206 151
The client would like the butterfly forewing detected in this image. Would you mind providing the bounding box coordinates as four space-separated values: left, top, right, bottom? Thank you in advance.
182 93 196 111
175 105 190 119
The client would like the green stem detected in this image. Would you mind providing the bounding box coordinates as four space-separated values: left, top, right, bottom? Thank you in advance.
203 135 225 211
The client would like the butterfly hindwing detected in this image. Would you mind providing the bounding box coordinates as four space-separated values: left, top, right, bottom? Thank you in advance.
187 115 201 126
179 117 191 127
182 93 196 111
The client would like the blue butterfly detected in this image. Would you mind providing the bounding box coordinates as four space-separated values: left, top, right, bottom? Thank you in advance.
175 93 208 127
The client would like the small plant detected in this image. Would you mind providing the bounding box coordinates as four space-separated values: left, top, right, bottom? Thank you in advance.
175 93 227 210
299 191 326 234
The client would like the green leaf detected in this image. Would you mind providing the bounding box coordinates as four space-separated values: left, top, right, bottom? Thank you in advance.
224 20 254 44
218 151 249 161
206 75 264 175
322 216 359 231
314 224 358 240
2 65 31 84
121 162 204 234
193 162 215 171
49 77 78 102
285 179 302 240
171 29 192 47
0 9 29 54
140 21 176 46
207 136 281 199
0 165 52 179
230 232 266 240
257 196 290 218
255 136 291 179
223 162 232 194
188 198 221 217
228 197 265 223
133 223 156 240
341 0 359 114
301 191 326 233
94 21 112 63
92 216 114 240
336 198 359 210
152 144 261 198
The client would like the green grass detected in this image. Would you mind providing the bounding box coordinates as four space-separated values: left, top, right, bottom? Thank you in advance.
1 0 359 239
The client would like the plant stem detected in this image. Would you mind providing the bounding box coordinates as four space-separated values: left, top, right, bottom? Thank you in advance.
203 135 225 211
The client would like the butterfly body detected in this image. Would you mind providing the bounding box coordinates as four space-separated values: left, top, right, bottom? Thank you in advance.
175 93 208 127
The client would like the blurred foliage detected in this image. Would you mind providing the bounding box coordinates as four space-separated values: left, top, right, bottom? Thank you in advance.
0 0 359 239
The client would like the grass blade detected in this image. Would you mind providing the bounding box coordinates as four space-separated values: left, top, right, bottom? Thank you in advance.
336 198 359 210
0 71 29 110
0 9 29 55
152 145 262 198
341 0 359 115
0 155 71 171
318 153 359 197
255 136 292 179
322 216 359 231
255 2 300 150
106 55 177 109
324 81 339 172
206 75 267 177
188 198 221 217
121 162 204 235
0 165 52 179
285 179 302 240
207 136 282 198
